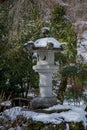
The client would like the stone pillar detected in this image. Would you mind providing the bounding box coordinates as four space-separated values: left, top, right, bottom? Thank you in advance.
39 72 53 97
31 50 58 109
33 65 58 98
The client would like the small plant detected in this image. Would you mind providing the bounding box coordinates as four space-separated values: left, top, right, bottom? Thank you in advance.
0 92 5 103
57 64 87 103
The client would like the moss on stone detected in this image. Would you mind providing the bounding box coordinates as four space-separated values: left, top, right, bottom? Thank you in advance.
27 123 64 130
27 121 85 130
69 122 84 130
28 121 44 130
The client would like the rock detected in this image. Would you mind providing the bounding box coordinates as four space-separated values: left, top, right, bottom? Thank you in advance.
11 98 30 107
31 97 57 109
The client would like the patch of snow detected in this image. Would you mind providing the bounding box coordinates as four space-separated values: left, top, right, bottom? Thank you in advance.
66 123 69 130
3 104 86 129
32 113 62 124
81 40 87 46
44 104 86 121
8 128 15 130
63 100 86 109
45 103 86 128
24 41 33 46
1 100 11 107
0 126 3 129
44 104 71 111
5 79 9 85
8 126 22 130
83 90 87 95
77 40 87 63
27 93 35 98
32 52 37 58
75 20 87 26
4 107 62 124
81 53 87 62
34 37 62 48
41 27 50 33
82 31 87 40
53 0 68 7
4 107 22 120
16 126 22 130
59 110 83 122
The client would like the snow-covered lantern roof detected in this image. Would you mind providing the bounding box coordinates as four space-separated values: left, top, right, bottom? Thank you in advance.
34 37 63 50
24 38 62 51
24 27 63 51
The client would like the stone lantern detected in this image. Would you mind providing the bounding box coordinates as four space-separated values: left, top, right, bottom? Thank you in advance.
24 27 63 109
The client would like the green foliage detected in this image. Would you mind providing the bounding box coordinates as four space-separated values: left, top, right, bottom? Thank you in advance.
20 4 42 43
0 2 9 63
64 91 82 105
77 64 87 82
60 65 77 77
0 4 9 37
60 64 87 103
50 4 77 63
55 52 67 66
60 64 87 81
0 2 85 100
0 45 39 97
51 4 65 23
0 2 41 98
50 4 78 102
60 64 87 90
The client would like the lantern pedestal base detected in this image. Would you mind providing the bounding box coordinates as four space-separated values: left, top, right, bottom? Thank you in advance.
30 97 57 109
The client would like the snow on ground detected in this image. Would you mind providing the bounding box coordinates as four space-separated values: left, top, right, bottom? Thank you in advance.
3 107 62 124
77 29 87 63
1 100 11 107
45 104 86 126
2 103 86 128
44 104 71 111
